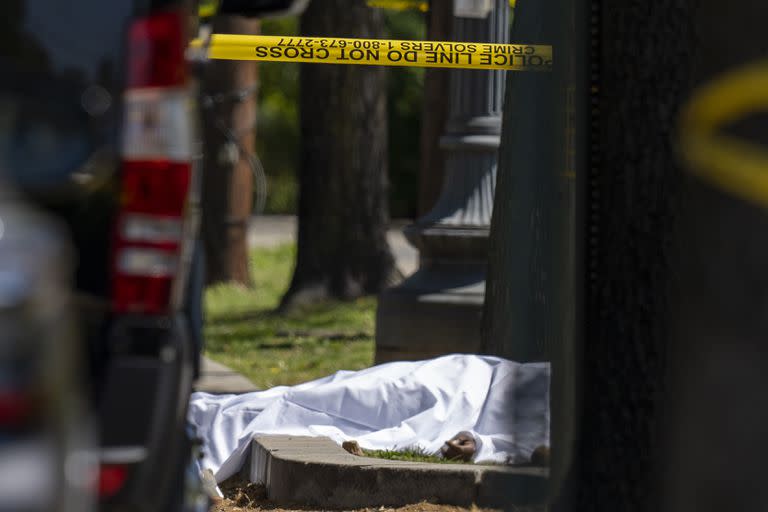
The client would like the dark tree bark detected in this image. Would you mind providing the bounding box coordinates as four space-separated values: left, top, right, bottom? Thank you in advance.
200 16 259 286
479 0 577 500
480 0 563 364
417 0 452 215
281 0 396 308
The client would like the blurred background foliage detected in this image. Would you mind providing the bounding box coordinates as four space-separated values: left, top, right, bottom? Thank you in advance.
257 10 426 218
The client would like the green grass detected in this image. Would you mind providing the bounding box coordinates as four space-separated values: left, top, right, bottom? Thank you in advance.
204 244 376 389
362 447 469 465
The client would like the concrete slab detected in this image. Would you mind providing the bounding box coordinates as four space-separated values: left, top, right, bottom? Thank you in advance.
248 435 549 509
386 221 420 277
195 357 257 394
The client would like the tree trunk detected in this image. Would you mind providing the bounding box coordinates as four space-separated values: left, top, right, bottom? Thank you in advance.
417 0 452 215
479 0 578 500
281 0 395 308
480 0 563 363
200 16 259 286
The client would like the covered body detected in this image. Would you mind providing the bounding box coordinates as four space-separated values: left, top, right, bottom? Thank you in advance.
189 354 550 482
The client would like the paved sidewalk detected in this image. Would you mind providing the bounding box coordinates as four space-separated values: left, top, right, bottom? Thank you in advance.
248 215 420 276
246 214 296 248
195 357 257 394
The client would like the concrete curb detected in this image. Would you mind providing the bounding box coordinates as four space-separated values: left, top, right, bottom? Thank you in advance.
248 436 549 509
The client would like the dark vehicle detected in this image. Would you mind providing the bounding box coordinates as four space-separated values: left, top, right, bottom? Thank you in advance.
0 0 304 510
1 1 205 510
0 188 95 512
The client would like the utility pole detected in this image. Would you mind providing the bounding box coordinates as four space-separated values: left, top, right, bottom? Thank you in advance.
200 16 259 286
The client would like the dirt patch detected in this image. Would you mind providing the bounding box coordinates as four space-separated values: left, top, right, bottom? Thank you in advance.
210 477 541 512
214 477 268 510
211 499 493 512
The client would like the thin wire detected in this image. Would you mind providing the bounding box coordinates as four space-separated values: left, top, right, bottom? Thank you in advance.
202 83 260 109
201 85 268 215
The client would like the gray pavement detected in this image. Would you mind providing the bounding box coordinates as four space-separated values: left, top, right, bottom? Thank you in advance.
246 214 296 248
247 215 420 276
196 357 257 394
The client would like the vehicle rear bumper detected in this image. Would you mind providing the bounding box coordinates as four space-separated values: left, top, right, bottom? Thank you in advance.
97 314 195 512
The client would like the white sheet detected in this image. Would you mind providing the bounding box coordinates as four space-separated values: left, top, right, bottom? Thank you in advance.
188 354 550 482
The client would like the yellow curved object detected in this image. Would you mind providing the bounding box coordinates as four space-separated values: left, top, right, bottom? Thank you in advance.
679 61 768 207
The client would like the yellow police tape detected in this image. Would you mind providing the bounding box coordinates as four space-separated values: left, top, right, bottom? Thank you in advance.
366 0 517 10
679 61 768 208
189 34 552 71
366 0 429 12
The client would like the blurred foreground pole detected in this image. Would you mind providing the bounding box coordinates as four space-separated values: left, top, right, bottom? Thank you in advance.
201 16 259 286
376 0 509 362
560 1 697 512
663 2 768 512
417 0 453 215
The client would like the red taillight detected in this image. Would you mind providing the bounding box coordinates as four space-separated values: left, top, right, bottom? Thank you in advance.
121 161 191 216
127 11 187 88
98 464 129 499
112 274 175 314
0 390 32 426
112 10 193 315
